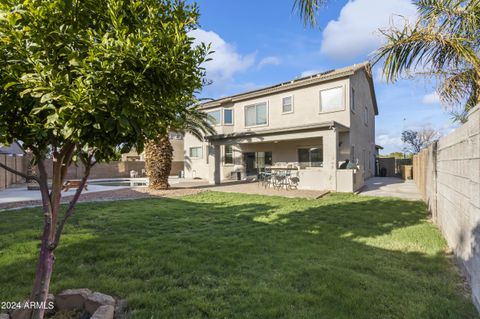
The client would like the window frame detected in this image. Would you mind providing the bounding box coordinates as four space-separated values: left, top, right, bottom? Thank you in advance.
319 86 345 114
297 147 324 168
281 95 294 114
224 145 234 165
189 146 203 159
223 108 234 125
207 109 222 126
244 101 269 127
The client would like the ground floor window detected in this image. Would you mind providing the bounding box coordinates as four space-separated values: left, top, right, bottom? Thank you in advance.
298 148 323 167
189 146 203 158
224 145 234 164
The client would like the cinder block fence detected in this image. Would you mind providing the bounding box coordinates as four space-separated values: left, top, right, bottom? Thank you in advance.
413 105 480 311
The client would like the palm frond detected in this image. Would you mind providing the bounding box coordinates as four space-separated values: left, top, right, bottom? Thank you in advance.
292 0 327 27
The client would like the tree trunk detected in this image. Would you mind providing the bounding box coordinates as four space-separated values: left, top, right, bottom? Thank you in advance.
27 149 91 319
30 163 63 319
145 135 173 190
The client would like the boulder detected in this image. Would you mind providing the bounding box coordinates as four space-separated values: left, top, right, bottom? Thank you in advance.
90 305 114 319
85 292 115 315
0 313 10 319
10 307 31 319
114 299 128 319
55 288 92 310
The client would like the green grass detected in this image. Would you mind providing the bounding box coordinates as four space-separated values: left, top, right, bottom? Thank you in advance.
0 192 477 318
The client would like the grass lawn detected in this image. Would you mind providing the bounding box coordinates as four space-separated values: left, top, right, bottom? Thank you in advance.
0 192 476 318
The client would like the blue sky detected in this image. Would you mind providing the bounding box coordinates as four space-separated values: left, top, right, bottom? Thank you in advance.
191 0 459 154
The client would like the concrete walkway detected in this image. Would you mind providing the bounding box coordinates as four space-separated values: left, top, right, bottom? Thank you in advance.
0 184 130 204
359 177 422 201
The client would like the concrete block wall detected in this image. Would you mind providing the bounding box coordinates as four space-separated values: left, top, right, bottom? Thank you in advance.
413 105 480 311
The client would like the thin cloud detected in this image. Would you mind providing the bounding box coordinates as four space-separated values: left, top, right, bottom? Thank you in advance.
422 92 441 105
258 56 281 69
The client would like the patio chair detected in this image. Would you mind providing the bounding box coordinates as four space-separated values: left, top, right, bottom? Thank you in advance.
260 168 273 188
288 170 300 190
273 170 288 190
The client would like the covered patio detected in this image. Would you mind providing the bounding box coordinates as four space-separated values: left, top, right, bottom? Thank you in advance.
205 121 363 192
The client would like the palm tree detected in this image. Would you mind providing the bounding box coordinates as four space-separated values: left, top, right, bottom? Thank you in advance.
145 108 215 190
292 0 327 26
374 0 480 122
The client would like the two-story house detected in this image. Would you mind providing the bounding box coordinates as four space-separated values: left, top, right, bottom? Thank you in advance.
184 62 378 192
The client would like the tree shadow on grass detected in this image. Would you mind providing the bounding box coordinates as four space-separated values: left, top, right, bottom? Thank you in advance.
0 192 477 319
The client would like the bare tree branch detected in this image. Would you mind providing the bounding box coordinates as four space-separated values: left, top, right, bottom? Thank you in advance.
0 158 38 182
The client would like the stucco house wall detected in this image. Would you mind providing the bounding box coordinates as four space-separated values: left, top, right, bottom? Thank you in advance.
184 62 378 192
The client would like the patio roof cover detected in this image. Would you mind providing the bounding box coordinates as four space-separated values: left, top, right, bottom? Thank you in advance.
206 121 349 144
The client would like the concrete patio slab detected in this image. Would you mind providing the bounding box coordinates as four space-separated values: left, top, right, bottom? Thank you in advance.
359 177 421 201
173 180 329 199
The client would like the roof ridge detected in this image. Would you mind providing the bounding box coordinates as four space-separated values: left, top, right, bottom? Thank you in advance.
201 61 372 107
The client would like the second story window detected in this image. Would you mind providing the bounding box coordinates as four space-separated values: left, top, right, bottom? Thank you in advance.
319 86 344 113
282 96 293 113
208 110 221 125
224 109 233 125
189 146 203 158
245 102 267 127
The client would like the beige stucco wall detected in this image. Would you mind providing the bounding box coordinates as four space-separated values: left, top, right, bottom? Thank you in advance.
348 69 376 180
204 77 351 135
184 69 377 191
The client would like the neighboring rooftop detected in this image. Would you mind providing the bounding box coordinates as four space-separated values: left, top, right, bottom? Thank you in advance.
201 61 378 115
0 141 24 155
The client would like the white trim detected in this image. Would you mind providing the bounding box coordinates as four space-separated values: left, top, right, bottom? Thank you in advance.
281 95 294 114
244 101 269 128
319 86 345 114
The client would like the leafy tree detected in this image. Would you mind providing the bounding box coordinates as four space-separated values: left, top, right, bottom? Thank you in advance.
401 128 439 154
0 0 208 317
145 108 215 189
375 0 480 121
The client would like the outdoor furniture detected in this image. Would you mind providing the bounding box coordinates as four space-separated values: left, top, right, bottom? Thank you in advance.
258 167 273 188
62 180 88 192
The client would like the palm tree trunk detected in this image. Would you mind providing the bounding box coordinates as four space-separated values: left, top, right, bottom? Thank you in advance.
145 135 173 190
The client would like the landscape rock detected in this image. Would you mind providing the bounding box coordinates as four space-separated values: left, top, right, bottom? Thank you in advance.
55 288 92 310
0 313 10 319
85 292 116 315
90 305 114 319
10 307 31 319
114 299 128 319
46 294 55 315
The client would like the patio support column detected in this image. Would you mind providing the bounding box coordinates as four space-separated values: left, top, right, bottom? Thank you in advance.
208 143 221 185
324 126 339 190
